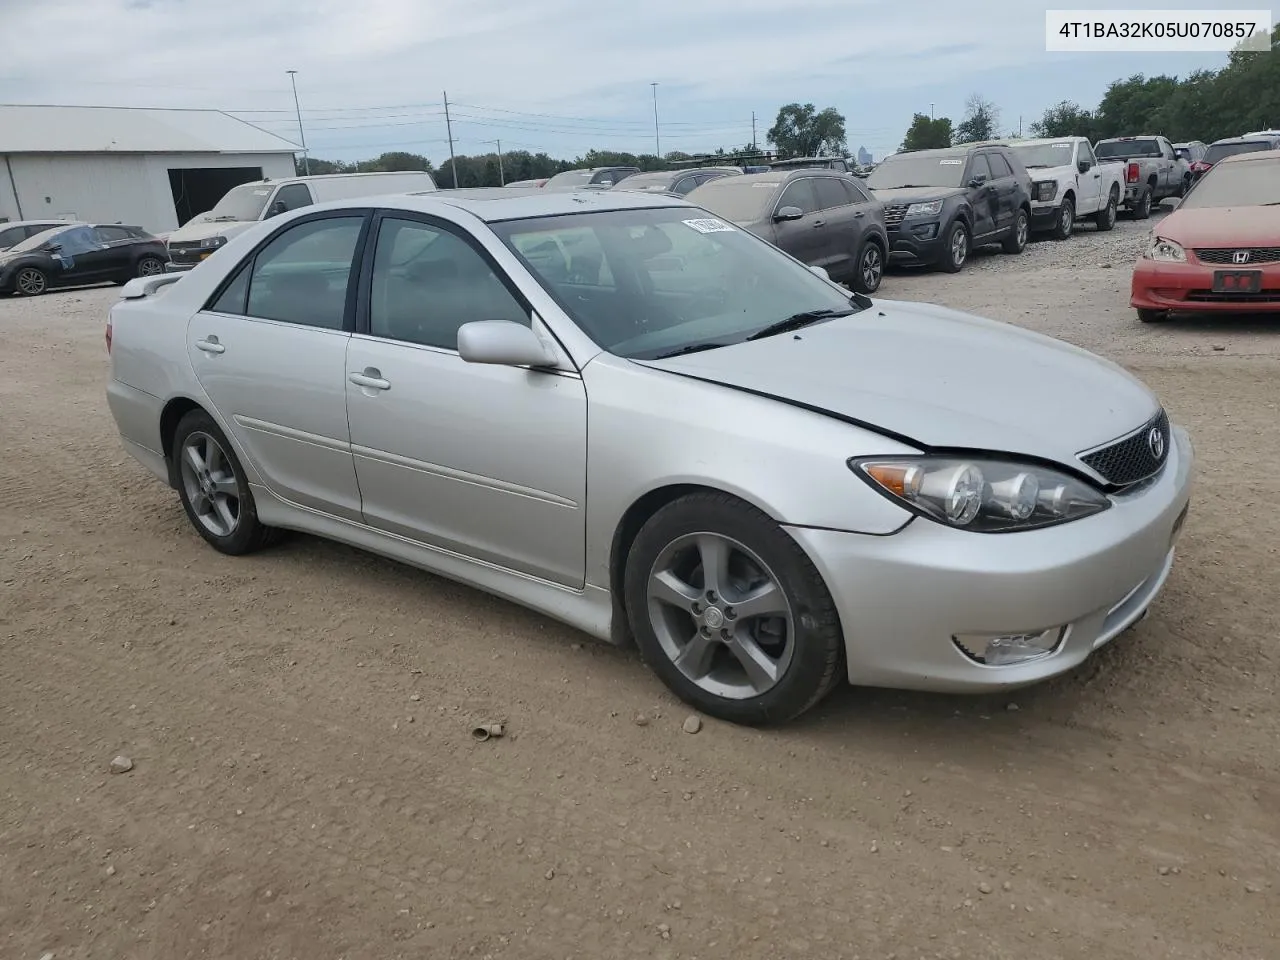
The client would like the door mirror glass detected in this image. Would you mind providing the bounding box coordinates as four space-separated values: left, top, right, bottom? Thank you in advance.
774 205 804 222
457 320 558 367
1077 159 1092 173
268 200 288 217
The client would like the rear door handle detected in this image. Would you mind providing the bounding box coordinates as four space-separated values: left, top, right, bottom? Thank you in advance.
813 219 826 228
853 211 865 218
349 369 391 391
195 337 224 354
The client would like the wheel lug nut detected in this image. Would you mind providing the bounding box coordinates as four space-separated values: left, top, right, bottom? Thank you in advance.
691 602 701 614
700 625 711 637
706 590 718 603
724 608 736 620
720 628 731 639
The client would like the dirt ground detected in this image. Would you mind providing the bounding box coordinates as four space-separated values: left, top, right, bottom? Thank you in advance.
2 208 1278 960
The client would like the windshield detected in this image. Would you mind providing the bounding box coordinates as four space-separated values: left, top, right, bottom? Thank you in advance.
1095 139 1160 159
491 206 860 360
8 225 70 253
1204 140 1273 165
688 176 782 222
544 170 595 188
1012 142 1076 168
203 182 274 221
865 154 966 189
1181 156 1280 208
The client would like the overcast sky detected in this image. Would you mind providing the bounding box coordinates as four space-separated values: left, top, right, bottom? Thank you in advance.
0 0 1234 164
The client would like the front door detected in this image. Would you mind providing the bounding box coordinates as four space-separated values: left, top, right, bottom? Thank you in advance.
965 155 998 241
48 224 115 282
769 179 828 267
1075 141 1102 214
344 213 588 587
185 212 368 520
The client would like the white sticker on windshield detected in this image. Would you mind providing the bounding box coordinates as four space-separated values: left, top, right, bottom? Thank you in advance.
1052 142 1072 148
682 217 735 233
254 189 271 195
939 159 963 165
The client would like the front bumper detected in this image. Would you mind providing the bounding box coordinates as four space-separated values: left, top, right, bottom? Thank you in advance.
164 261 197 273
886 221 944 263
1030 202 1061 230
787 426 1193 693
1131 259 1280 313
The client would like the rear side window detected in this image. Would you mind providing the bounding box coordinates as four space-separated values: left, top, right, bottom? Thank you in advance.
813 177 851 210
843 179 871 204
988 154 1013 178
214 215 365 329
0 226 23 248
95 226 132 243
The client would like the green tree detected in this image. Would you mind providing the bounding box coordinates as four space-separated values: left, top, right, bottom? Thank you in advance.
953 94 1000 143
767 103 848 158
1029 100 1100 140
900 113 953 150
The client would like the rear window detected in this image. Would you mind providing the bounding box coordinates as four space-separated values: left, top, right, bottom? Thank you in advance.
1095 138 1161 159
1204 140 1275 165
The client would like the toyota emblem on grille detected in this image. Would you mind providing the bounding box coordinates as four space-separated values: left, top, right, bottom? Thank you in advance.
1148 427 1166 460
1233 250 1251 264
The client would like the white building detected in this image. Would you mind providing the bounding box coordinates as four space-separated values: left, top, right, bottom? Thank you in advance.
0 104 300 233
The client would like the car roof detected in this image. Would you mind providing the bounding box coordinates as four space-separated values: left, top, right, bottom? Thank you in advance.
1216 150 1280 166
1000 137 1079 147
385 186 694 222
2 218 79 227
1210 134 1280 145
887 146 976 159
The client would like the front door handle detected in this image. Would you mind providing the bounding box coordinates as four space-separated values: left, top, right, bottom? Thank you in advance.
195 337 224 354
812 219 826 228
349 368 391 391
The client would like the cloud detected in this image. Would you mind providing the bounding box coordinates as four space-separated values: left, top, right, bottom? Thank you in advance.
0 0 1234 163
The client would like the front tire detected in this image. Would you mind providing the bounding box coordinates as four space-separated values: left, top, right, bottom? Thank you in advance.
14 266 47 296
1137 308 1170 324
623 492 843 726
1001 208 1030 253
937 221 969 273
852 240 884 294
1050 198 1075 241
136 256 165 277
172 410 280 555
1093 191 1118 231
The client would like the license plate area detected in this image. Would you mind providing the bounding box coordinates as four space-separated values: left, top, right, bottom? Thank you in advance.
1212 270 1262 294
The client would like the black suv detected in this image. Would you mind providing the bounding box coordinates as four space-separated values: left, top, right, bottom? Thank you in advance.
863 144 1033 272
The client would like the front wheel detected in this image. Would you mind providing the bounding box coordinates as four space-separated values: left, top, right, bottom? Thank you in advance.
1050 198 1075 241
852 241 884 294
937 221 969 273
623 492 844 726
173 410 280 555
14 266 47 296
1093 192 1118 231
1001 208 1030 254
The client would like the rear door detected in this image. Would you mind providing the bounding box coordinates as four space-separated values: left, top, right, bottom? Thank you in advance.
93 225 141 275
965 154 998 240
984 152 1018 232
769 179 827 266
810 176 860 277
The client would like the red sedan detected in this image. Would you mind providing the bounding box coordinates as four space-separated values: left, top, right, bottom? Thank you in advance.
1131 151 1280 322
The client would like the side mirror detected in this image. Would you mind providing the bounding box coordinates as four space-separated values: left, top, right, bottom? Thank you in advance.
808 265 831 280
774 205 804 222
967 176 988 188
268 200 287 217
457 320 559 367
46 243 63 253
1077 160 1092 173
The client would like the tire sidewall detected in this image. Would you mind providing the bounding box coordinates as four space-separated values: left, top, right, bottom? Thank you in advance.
1008 208 1029 252
1097 194 1118 231
1137 189 1152 218
623 494 842 725
1054 199 1074 240
854 241 883 294
16 267 47 296
137 256 165 278
173 410 267 555
941 221 968 272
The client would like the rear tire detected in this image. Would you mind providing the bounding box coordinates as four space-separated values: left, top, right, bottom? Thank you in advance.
1050 198 1075 241
1001 208 1030 254
623 492 844 726
937 221 969 273
1131 188 1153 220
1137 309 1170 324
172 410 281 555
1093 191 1118 231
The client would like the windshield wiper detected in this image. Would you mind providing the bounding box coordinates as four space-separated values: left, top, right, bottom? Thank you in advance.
745 308 855 341
652 342 729 359
207 215 240 222
880 184 932 189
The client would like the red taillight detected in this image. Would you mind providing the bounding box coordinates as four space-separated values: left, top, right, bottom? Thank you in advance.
105 319 112 353
1190 160 1211 172
1126 162 1140 183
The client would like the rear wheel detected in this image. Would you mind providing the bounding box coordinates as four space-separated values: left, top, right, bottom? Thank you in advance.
937 221 969 273
173 410 281 555
1093 191 1118 231
623 492 844 725
136 256 165 277
1131 188 1153 220
1050 198 1075 241
1001 208 1030 254
1137 308 1170 324
14 266 47 296
852 240 883 294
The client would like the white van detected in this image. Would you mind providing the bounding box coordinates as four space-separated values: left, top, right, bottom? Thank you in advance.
164 171 437 271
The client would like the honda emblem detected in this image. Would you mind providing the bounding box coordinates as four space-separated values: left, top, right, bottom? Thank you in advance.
1233 250 1251 264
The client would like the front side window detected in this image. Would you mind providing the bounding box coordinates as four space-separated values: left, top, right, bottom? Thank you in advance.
967 155 992 183
777 180 819 215
369 217 528 350
273 183 314 213
492 207 862 361
52 224 100 256
241 216 364 329
988 154 1013 179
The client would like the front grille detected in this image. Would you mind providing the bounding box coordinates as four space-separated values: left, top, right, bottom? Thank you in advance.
1194 247 1280 265
1079 409 1170 487
884 204 907 227
1186 289 1280 303
167 241 205 265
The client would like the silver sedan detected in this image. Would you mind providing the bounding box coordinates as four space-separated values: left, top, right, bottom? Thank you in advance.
105 188 1194 725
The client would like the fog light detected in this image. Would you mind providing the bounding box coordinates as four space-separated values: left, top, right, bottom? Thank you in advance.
953 627 1065 666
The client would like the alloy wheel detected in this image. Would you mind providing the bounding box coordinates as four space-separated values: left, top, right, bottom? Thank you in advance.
645 532 795 700
1016 212 1029 248
179 431 242 538
951 228 968 267
860 245 883 291
138 258 164 277
16 268 46 295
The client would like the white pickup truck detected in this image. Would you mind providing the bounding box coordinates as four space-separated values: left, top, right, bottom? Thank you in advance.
1005 137 1126 240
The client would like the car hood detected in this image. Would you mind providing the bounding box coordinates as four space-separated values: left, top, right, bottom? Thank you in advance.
166 219 254 243
1157 205 1280 247
637 299 1159 469
867 186 966 203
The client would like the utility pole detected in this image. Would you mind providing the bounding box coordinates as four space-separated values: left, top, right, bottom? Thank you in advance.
751 111 757 151
651 82 660 159
930 102 935 120
443 90 459 188
287 70 310 175
1018 115 1023 137
485 139 505 185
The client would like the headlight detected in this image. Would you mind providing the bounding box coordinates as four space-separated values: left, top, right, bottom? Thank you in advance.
904 199 944 217
199 236 228 249
1034 180 1057 202
1143 235 1185 262
849 456 1111 532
